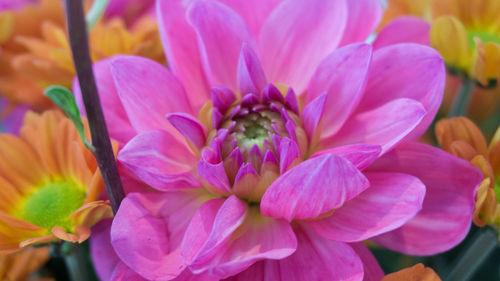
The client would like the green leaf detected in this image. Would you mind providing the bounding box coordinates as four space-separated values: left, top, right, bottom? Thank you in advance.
44 86 95 152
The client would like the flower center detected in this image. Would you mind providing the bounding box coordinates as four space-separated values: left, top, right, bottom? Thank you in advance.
18 181 86 231
198 84 308 202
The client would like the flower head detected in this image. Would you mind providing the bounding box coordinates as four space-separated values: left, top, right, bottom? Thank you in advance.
0 0 164 109
0 110 112 253
436 117 500 228
379 0 500 87
85 0 482 280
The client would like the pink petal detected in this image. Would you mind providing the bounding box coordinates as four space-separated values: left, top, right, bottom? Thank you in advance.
368 142 483 255
307 43 372 138
110 56 193 134
261 154 369 221
349 243 384 281
110 262 147 281
309 172 425 242
167 113 207 150
188 208 297 279
111 191 207 280
215 0 282 38
118 130 200 191
312 144 382 170
187 1 257 92
237 43 268 96
301 93 327 140
227 226 364 281
373 17 431 50
73 59 135 145
90 219 120 281
339 0 382 46
156 0 211 111
355 44 445 140
278 137 300 174
323 98 426 154
258 0 348 93
198 149 232 194
181 196 247 271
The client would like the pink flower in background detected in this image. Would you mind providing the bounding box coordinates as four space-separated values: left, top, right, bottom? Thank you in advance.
0 0 36 11
0 97 27 134
81 0 483 280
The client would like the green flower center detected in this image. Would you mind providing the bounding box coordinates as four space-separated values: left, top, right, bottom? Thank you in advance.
467 30 500 49
19 181 86 231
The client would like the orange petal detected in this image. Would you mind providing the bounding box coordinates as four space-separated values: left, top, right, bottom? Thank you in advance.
52 225 90 243
19 233 57 249
435 117 489 157
2 246 50 281
470 155 494 185
69 201 112 228
449 141 478 161
382 263 442 281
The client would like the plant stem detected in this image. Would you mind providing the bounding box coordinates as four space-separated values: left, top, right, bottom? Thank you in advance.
447 78 475 117
63 0 125 214
63 243 89 281
85 0 110 30
445 227 498 281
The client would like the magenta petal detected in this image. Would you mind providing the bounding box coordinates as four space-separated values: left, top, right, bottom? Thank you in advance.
181 196 247 271
190 211 297 279
339 0 382 46
90 219 120 281
111 192 207 280
356 43 445 140
373 16 431 50
198 149 232 194
369 142 483 255
187 1 257 92
279 137 300 174
325 98 426 154
110 56 193 133
215 0 281 37
237 43 268 96
110 262 147 281
258 0 348 93
73 59 135 145
118 130 200 191
156 0 210 111
226 226 364 281
312 144 382 170
167 112 207 150
261 154 369 221
309 172 425 242
301 93 327 140
307 43 372 138
349 243 384 281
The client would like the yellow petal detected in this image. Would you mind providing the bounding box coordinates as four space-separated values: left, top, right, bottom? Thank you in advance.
483 42 500 82
0 12 13 44
430 16 471 72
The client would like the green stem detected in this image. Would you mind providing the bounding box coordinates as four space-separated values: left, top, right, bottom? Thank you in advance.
447 78 475 117
445 227 498 281
85 0 110 31
63 243 90 281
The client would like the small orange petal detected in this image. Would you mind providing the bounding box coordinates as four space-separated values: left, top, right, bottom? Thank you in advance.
435 117 489 157
52 225 90 243
382 263 441 281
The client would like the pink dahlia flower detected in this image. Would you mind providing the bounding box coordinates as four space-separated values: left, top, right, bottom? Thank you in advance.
79 0 483 280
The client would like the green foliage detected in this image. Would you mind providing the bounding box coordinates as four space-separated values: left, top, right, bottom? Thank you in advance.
44 85 95 152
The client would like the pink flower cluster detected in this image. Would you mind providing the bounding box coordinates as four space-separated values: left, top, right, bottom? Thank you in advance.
79 0 482 280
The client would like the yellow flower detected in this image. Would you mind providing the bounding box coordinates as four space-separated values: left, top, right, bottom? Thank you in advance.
435 117 500 229
0 0 165 110
0 247 50 281
0 110 113 254
380 0 500 87
382 264 441 281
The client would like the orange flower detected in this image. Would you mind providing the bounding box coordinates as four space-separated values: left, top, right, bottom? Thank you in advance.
435 117 500 228
0 247 50 281
0 110 113 254
0 0 164 110
382 264 441 281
